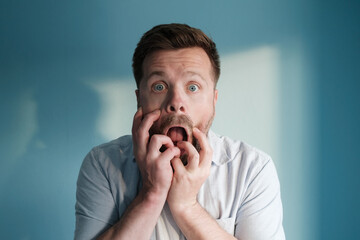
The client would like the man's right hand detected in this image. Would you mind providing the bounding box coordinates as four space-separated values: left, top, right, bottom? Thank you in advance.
97 108 180 240
132 107 181 199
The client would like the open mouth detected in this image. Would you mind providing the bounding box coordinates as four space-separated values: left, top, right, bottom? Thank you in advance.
163 126 191 166
166 126 188 145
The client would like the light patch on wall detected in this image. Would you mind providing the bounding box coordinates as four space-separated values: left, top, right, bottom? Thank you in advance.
88 80 137 141
212 46 281 165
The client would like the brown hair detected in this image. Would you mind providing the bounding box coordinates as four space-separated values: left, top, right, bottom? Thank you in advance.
132 23 220 88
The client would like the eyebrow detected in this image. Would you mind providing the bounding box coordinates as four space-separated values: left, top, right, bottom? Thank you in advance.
185 71 206 81
145 70 207 83
145 71 166 81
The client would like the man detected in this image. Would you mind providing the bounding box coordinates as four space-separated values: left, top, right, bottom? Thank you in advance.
75 23 285 240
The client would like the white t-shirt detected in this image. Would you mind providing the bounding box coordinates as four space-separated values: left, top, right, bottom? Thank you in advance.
75 130 285 239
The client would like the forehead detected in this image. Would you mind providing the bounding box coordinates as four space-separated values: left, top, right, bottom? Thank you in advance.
142 47 213 81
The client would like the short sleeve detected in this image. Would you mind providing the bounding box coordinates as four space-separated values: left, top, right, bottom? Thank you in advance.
235 159 285 240
74 148 118 240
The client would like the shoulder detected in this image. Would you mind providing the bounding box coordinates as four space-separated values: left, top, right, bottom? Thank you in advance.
208 130 279 187
81 135 135 175
209 130 271 169
90 135 133 162
93 135 133 156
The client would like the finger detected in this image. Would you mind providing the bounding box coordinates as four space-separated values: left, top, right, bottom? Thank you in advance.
171 157 186 175
131 107 143 136
160 146 181 164
176 141 199 170
147 134 175 158
192 128 212 168
134 109 161 152
132 108 145 159
138 109 161 136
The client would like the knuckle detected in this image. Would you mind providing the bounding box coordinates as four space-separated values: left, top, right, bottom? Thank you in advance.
149 134 161 144
169 147 177 155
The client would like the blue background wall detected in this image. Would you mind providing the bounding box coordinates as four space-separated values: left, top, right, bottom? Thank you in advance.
1 1 359 239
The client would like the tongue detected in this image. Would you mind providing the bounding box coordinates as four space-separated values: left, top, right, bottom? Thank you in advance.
167 127 186 143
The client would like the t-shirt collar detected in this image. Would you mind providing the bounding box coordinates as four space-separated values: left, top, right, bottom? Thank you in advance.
208 130 232 166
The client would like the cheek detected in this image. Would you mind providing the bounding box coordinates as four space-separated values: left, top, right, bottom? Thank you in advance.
194 100 215 129
193 107 214 124
140 95 164 113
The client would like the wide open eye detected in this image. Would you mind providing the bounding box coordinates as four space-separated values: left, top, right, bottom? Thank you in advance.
152 83 166 92
188 84 199 92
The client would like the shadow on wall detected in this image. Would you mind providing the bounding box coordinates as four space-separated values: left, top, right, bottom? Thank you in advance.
0 74 100 239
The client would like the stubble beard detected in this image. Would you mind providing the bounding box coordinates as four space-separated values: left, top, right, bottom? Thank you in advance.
148 110 215 164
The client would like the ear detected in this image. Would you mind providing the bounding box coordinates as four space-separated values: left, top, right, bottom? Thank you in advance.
213 89 218 106
135 89 140 108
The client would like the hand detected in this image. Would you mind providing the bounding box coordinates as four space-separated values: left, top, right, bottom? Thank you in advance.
167 127 212 212
132 108 181 198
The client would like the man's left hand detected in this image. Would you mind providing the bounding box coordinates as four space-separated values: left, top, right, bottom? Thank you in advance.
167 127 212 213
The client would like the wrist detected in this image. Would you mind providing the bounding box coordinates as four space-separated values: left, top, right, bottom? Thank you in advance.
168 198 199 217
139 187 168 208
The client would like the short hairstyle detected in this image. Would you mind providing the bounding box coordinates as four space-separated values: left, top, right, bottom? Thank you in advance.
132 23 220 88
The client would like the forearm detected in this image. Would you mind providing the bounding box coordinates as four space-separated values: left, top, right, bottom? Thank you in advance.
171 202 237 240
97 190 166 240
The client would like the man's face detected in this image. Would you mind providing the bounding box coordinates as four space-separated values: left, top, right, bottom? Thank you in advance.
136 47 218 151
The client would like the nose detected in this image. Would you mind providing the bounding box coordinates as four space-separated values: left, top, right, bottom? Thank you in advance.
166 88 186 113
